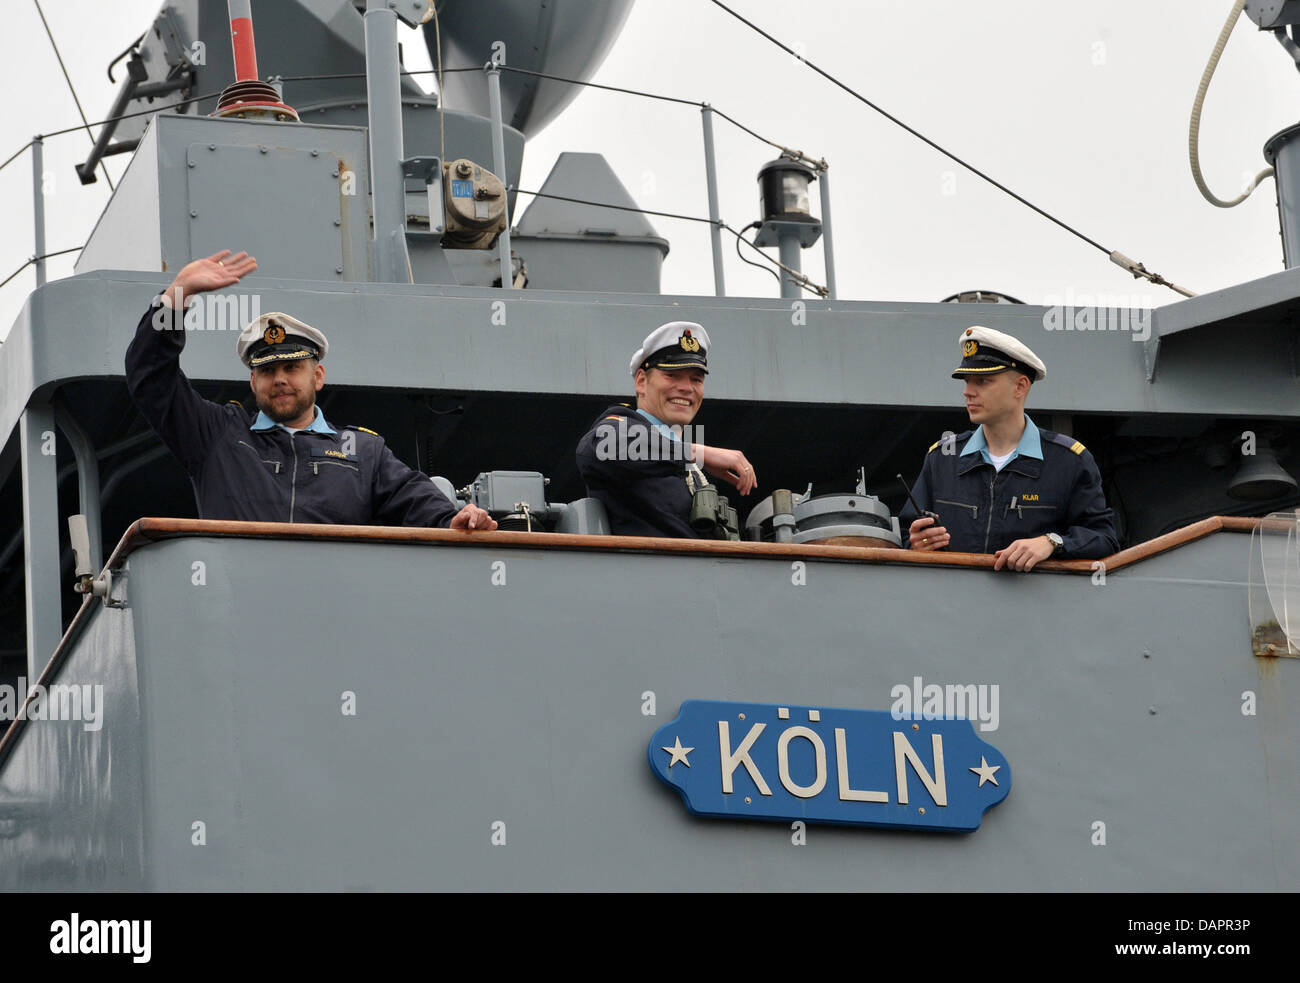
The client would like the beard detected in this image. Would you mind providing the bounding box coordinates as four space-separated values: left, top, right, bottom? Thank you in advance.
256 387 316 425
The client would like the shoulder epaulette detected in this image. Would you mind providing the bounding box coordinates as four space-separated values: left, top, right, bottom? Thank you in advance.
349 426 380 437
1045 431 1086 455
603 416 623 422
226 400 245 407
928 440 941 453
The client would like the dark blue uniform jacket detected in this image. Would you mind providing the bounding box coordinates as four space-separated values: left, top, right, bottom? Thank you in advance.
125 300 458 527
575 405 699 538
901 426 1119 558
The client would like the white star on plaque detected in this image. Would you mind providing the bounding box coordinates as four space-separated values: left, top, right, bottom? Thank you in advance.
662 737 694 768
969 756 1000 787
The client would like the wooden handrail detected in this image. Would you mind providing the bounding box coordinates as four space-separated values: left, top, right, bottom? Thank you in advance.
103 513 1273 576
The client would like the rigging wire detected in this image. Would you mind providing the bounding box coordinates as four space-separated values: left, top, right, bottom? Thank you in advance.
513 188 716 227
496 66 699 107
705 0 1197 297
32 0 114 190
720 221 827 296
0 87 230 178
512 187 828 297
489 65 817 163
734 221 781 285
276 66 815 163
274 67 482 82
709 106 818 163
0 58 810 187
42 88 225 139
0 247 82 291
0 140 35 176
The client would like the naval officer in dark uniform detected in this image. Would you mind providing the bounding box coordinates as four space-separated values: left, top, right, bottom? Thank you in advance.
901 325 1118 570
126 249 496 530
575 321 757 537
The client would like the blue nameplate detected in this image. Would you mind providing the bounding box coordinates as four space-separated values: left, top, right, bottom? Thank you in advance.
648 700 1011 833
451 179 474 198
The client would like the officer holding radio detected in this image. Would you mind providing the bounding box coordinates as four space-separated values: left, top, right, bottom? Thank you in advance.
575 321 756 538
900 326 1118 570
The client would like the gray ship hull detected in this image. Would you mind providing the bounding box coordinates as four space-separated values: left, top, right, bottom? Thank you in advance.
1 519 1292 891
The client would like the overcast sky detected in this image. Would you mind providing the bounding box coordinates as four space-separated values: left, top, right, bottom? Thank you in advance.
1 0 1296 340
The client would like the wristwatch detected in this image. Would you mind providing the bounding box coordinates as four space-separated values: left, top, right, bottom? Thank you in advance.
1045 532 1064 555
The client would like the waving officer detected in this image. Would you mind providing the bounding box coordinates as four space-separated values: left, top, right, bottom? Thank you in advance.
900 325 1118 570
126 249 496 530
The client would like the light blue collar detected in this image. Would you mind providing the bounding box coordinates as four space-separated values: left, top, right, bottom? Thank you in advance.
250 407 337 435
961 414 1042 465
636 408 682 442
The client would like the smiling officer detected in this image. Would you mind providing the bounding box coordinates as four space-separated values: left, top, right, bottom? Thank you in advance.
900 325 1118 570
125 249 495 530
575 321 756 538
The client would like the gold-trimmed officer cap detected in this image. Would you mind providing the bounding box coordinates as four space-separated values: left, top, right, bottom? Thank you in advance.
237 312 330 368
952 325 1046 382
629 321 711 376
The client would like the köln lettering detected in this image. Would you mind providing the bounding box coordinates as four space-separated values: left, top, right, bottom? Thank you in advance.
718 718 947 807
